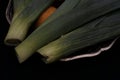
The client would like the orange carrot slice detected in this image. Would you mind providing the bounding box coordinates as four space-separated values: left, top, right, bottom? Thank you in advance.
35 6 56 27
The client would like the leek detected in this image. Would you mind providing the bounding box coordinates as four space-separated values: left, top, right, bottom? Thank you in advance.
4 0 54 46
15 0 120 63
38 10 120 63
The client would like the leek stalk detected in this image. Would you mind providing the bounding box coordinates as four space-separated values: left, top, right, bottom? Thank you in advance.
15 0 120 63
38 10 120 63
5 0 54 46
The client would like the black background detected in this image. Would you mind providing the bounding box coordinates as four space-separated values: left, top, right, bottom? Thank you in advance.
1 0 120 80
